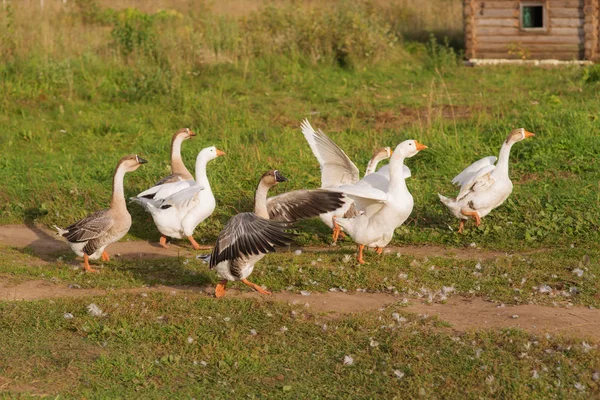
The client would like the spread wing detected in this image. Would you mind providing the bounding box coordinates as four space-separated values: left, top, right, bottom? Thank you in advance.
61 209 113 243
266 189 345 222
209 213 295 269
136 180 194 201
452 156 497 187
456 164 497 200
300 119 360 187
157 184 205 210
328 185 388 217
154 173 185 186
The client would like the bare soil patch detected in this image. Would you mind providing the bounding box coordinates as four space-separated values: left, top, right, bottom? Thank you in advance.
0 224 524 262
2 279 599 341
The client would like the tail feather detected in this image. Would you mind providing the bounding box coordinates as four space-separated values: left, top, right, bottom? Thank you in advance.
438 193 453 206
53 225 68 236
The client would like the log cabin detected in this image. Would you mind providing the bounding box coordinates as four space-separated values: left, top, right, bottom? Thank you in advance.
464 0 599 60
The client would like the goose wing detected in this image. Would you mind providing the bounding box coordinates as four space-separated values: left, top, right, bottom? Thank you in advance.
452 156 497 187
209 213 295 269
456 164 497 200
155 183 205 210
61 209 113 243
300 119 360 187
266 189 345 222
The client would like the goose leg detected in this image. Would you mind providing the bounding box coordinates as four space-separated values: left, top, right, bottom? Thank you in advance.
159 235 169 249
375 247 383 255
101 251 110 262
215 280 228 298
83 254 98 273
241 279 272 295
187 236 201 250
458 220 465 234
460 209 482 227
357 244 365 264
332 217 342 244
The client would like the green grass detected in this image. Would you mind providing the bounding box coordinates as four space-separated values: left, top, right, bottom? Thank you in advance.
1 292 599 398
1 2 600 397
2 244 598 308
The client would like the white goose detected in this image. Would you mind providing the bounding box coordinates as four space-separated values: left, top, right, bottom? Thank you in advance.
300 119 405 243
439 128 535 233
54 155 147 272
210 170 345 298
328 140 427 263
131 146 225 249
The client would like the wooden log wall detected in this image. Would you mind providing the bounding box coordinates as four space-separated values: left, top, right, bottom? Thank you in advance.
470 0 589 60
465 0 477 58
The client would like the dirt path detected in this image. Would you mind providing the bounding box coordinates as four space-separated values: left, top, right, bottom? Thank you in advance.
2 279 598 341
0 224 529 261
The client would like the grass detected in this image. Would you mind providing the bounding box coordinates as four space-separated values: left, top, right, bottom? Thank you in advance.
1 1 600 397
1 292 599 398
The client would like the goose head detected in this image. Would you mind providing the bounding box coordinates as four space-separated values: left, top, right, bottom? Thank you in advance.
119 154 148 172
175 127 196 140
197 146 226 162
391 140 428 160
260 169 288 187
505 128 535 144
371 147 393 162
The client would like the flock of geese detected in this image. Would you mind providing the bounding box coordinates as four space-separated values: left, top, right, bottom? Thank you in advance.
54 121 535 297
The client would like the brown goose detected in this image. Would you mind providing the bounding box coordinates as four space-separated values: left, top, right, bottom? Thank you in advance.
136 128 195 199
209 170 345 298
54 154 147 272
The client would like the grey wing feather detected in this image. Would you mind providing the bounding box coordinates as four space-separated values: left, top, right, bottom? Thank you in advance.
154 173 182 186
209 213 295 269
62 209 114 243
266 189 345 222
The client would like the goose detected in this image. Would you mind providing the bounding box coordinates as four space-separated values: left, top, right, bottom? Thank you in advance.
130 146 225 249
209 170 345 298
327 140 427 263
300 119 408 244
54 154 148 272
438 128 535 233
136 128 196 200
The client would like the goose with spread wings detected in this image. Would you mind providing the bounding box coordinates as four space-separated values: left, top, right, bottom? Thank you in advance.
326 140 427 264
438 128 535 233
54 155 148 272
209 170 345 297
299 119 409 243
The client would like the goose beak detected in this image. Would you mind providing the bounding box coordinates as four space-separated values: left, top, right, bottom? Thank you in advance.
524 130 535 138
274 170 288 183
216 148 226 157
387 148 393 157
415 141 428 151
137 157 148 164
189 129 197 137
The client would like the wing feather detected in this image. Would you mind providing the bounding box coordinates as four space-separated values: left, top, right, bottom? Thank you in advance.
266 189 345 222
300 119 360 187
452 156 497 187
61 210 113 243
209 213 295 269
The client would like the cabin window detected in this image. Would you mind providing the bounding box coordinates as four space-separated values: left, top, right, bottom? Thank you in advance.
520 3 546 29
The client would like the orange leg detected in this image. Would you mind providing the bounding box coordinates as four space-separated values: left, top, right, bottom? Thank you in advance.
461 208 481 227
331 217 341 244
458 220 465 234
159 235 169 249
101 251 110 262
215 280 228 298
375 247 383 255
242 279 272 295
357 244 365 264
83 254 98 273
187 236 201 250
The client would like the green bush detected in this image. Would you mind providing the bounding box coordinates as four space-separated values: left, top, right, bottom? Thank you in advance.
111 8 158 58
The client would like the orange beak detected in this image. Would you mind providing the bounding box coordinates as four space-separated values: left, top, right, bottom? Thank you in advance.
388 149 393 156
524 130 535 138
216 148 226 157
189 129 197 137
415 141 428 151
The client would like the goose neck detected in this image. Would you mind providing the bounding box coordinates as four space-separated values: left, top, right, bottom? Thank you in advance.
254 181 271 219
